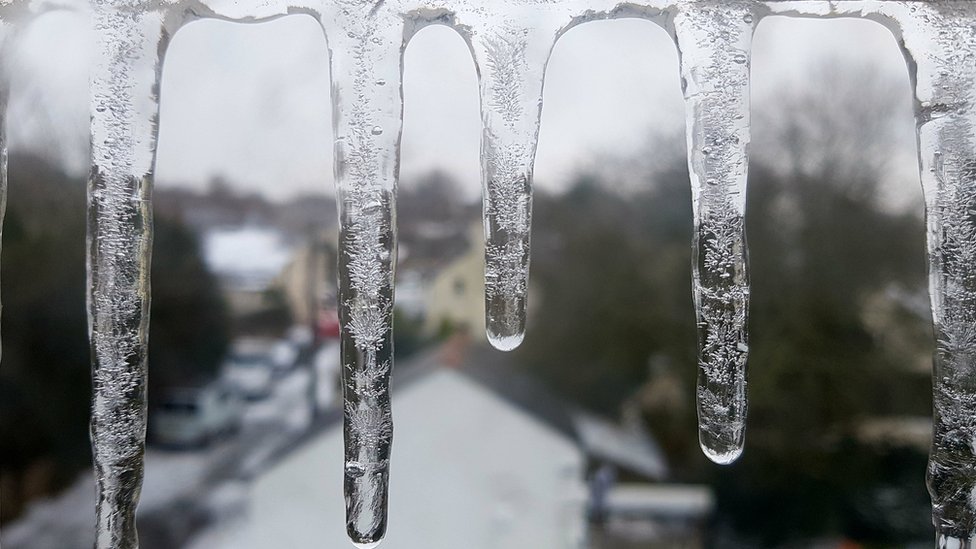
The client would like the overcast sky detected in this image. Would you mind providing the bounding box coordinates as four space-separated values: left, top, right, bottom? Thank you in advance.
5 11 919 204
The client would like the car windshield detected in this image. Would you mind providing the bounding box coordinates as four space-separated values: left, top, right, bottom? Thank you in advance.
159 400 198 413
230 353 267 367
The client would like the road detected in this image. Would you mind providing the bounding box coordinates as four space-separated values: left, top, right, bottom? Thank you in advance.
0 347 339 549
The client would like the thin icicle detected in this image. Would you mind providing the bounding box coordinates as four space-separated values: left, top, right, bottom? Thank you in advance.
88 6 167 548
898 4 976 544
0 22 9 368
673 2 755 465
468 15 553 352
320 5 403 546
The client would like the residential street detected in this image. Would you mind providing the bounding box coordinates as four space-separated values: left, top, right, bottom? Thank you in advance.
0 352 338 549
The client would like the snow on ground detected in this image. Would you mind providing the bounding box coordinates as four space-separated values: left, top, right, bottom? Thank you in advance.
1 473 96 549
1 346 341 549
0 441 237 549
0 357 333 549
142 443 237 510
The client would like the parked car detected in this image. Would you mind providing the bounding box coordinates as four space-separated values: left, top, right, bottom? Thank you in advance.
223 339 275 400
151 383 242 448
286 325 313 347
269 339 300 376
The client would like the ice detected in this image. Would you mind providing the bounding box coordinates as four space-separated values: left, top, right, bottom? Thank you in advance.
0 22 8 368
466 14 558 351
320 4 403 546
88 4 167 548
673 2 755 465
938 535 968 549
4 0 976 546
894 2 976 542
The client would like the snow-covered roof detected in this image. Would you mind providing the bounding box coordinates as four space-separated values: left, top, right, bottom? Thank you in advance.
604 484 714 518
197 367 587 549
203 226 294 291
573 411 668 481
245 341 670 485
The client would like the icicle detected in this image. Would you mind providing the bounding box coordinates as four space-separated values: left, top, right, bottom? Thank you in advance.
673 2 755 465
899 5 976 544
468 17 554 351
0 22 9 368
88 6 167 548
320 5 404 546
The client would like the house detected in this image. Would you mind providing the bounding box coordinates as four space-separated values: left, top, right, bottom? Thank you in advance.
202 226 295 317
191 346 589 549
185 341 710 549
397 221 538 338
421 222 487 336
272 227 338 326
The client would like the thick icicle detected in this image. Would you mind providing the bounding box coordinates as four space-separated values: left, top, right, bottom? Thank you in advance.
673 2 755 465
899 5 976 544
468 16 553 351
88 6 167 548
321 5 403 546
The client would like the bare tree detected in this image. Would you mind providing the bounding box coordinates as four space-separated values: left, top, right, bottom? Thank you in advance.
752 57 915 203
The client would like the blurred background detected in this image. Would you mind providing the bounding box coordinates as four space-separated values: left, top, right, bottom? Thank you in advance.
0 11 937 549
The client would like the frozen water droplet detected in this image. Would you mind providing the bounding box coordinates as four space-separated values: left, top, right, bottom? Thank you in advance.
732 52 748 65
742 13 754 24
371 126 383 135
375 79 386 86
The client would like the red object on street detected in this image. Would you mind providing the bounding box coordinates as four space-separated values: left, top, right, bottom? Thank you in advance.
317 308 340 339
